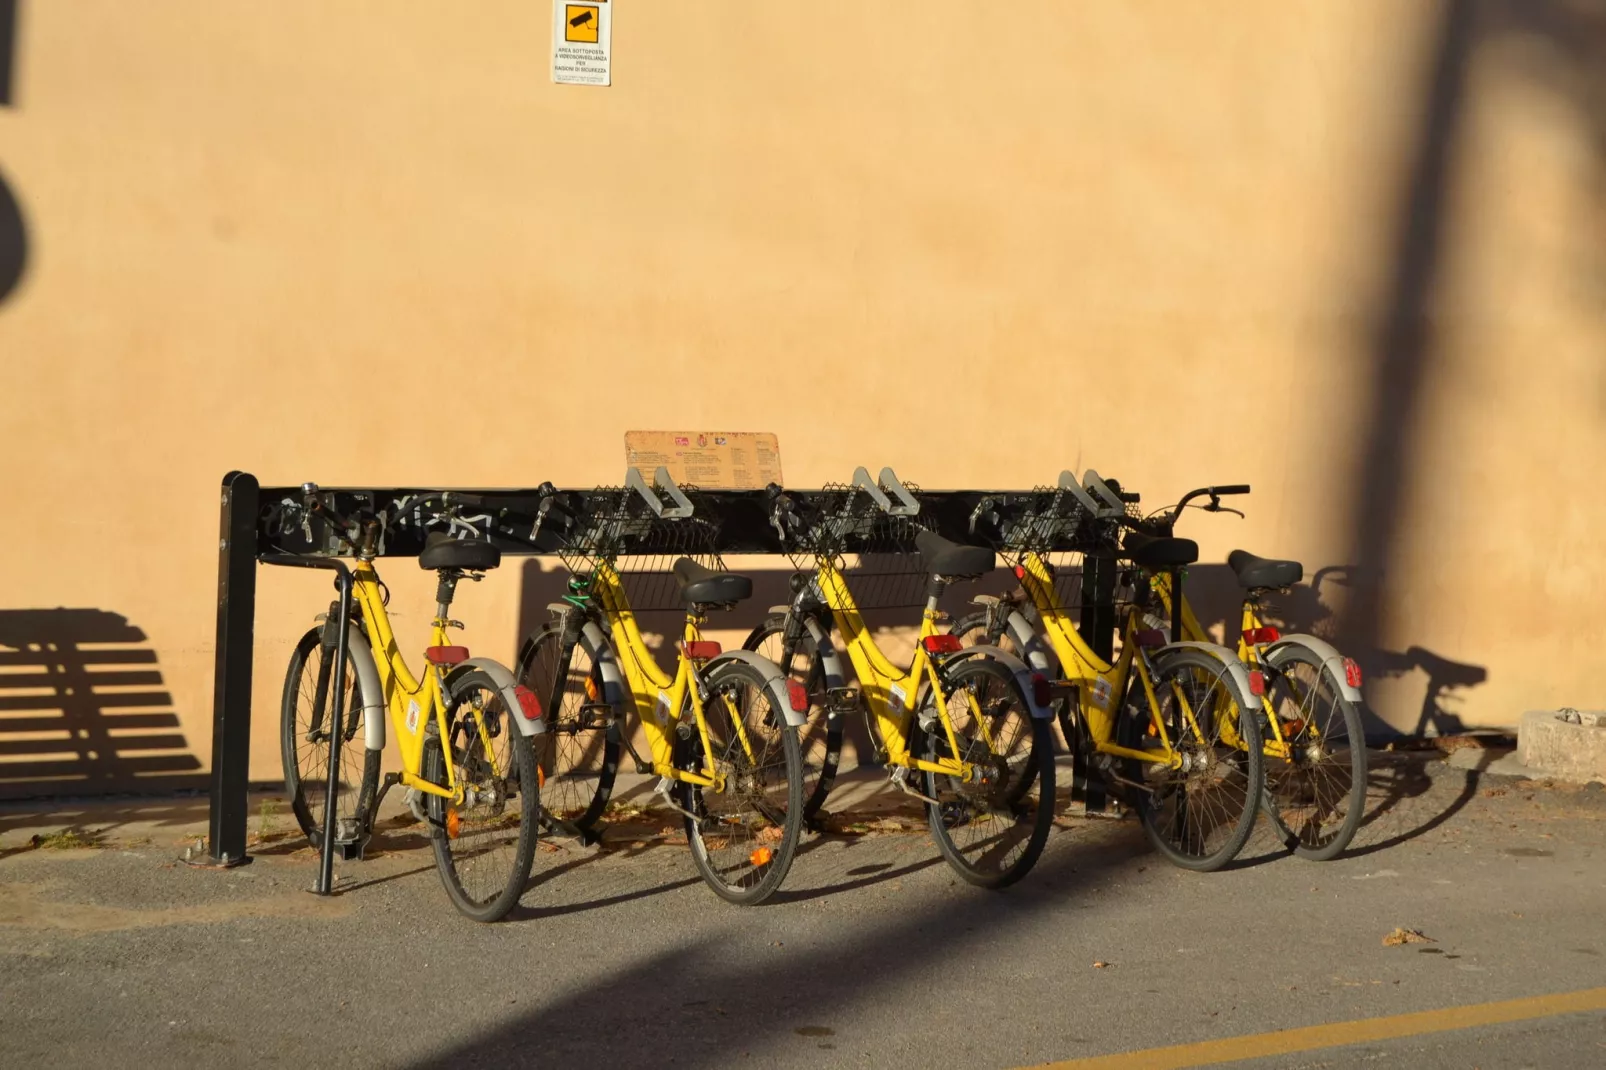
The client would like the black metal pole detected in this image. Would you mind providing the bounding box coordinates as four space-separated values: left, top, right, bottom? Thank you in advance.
315 571 353 895
200 471 259 868
1080 549 1117 663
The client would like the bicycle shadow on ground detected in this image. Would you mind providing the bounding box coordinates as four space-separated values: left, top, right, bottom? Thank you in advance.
1232 749 1490 867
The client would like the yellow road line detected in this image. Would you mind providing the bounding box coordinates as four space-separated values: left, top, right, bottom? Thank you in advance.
1027 986 1606 1069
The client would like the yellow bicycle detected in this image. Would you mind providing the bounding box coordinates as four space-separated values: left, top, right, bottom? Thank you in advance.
1076 474 1368 860
955 475 1264 872
517 471 808 905
757 468 1058 889
277 486 544 922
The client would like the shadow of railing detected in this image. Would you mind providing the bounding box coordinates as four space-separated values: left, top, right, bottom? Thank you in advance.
0 608 203 800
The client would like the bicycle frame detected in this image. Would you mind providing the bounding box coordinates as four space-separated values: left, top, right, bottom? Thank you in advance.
809 556 987 781
1145 573 1303 760
1012 552 1237 768
346 561 470 803
586 561 755 790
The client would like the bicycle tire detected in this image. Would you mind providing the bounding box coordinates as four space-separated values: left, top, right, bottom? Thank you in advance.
922 656 1055 889
517 623 620 833
280 626 381 850
425 667 541 922
1117 648 1263 872
742 616 841 820
675 659 805 905
1260 646 1367 861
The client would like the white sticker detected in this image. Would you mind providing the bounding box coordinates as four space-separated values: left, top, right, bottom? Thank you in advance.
1090 678 1113 709
654 690 672 725
406 699 421 734
887 684 906 712
552 0 611 86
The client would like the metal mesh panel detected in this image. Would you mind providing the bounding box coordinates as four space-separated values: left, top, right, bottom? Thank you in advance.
779 482 935 609
555 485 727 612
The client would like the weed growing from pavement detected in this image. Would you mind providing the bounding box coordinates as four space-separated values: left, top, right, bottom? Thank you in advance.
32 828 100 850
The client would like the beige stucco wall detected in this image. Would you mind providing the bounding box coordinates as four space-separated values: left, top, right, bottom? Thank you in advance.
0 1 1601 794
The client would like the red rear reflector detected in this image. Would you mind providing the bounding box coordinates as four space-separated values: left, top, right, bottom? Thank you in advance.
1013 565 1026 580
1343 657 1363 688
786 679 809 713
1135 629 1167 649
921 634 963 656
1030 673 1053 709
1248 671 1266 697
425 645 470 666
515 684 543 722
682 641 722 660
1242 627 1281 645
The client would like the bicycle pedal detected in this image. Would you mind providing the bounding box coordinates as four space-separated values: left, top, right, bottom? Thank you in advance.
826 687 859 711
578 703 614 730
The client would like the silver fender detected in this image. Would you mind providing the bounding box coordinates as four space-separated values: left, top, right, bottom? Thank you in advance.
341 625 387 753
580 621 631 711
945 643 1054 721
445 657 545 737
804 616 848 700
1265 634 1363 704
1157 640 1259 706
1002 609 1059 677
706 648 808 729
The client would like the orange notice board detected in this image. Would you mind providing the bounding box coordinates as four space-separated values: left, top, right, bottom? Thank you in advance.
624 432 783 490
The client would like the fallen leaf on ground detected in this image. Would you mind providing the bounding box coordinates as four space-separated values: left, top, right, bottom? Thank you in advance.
1092 961 1111 969
1382 927 1434 947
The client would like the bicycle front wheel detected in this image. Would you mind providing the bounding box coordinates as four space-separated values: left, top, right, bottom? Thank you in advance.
1119 648 1263 872
280 626 380 851
425 668 541 922
923 656 1055 889
517 623 620 833
744 616 840 821
1261 646 1366 861
677 660 804 905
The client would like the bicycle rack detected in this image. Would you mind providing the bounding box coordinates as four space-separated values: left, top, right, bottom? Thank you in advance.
198 468 1138 871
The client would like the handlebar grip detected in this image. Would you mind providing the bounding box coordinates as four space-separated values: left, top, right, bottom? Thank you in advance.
1212 484 1251 496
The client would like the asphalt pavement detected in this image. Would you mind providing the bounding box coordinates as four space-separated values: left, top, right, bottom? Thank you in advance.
2 748 1603 1069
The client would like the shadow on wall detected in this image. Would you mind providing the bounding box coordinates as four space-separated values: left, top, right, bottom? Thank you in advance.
0 609 203 800
1 0 28 304
1188 563 1488 739
1338 0 1606 673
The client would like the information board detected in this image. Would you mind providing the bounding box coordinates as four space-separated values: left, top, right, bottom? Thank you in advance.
624 432 783 490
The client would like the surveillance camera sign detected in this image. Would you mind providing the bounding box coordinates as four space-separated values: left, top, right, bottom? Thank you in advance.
553 0 611 86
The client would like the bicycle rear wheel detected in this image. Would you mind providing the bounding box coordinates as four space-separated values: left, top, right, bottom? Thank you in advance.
1261 646 1366 861
1118 648 1263 872
517 623 620 833
425 668 541 922
923 656 1055 889
280 626 380 850
676 660 804 905
744 616 840 821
